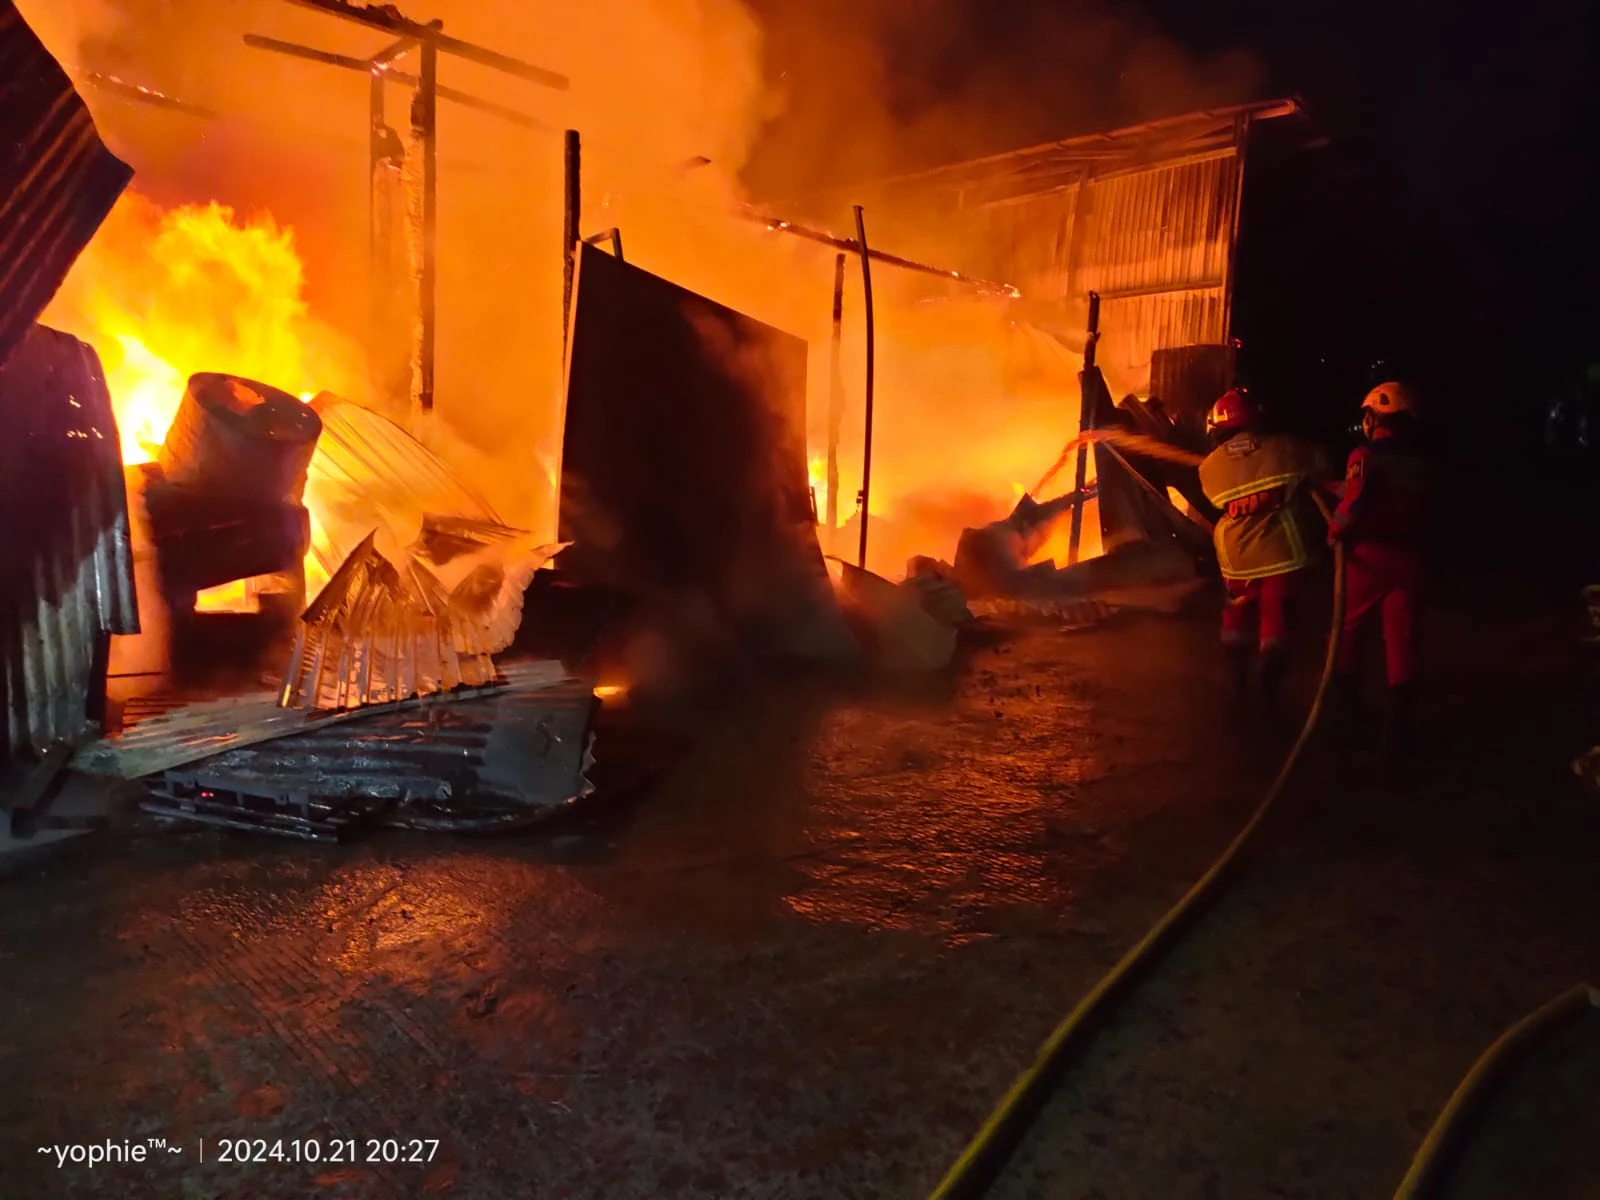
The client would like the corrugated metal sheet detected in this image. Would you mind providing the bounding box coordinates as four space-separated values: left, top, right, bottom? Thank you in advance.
0 324 138 758
74 659 571 779
1098 287 1228 396
809 100 1294 220
1074 151 1240 299
145 671 598 838
0 2 133 370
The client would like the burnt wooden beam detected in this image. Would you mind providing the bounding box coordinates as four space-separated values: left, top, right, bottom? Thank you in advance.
562 129 580 348
278 0 570 90
244 33 553 130
369 33 419 67
416 38 438 412
74 69 216 118
243 33 368 70
741 209 1020 298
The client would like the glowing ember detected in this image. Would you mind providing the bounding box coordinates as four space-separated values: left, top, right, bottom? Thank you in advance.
193 580 259 614
593 684 628 700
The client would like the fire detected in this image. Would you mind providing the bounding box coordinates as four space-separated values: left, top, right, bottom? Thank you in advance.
1025 448 1103 567
808 456 828 522
41 192 364 611
1025 504 1105 567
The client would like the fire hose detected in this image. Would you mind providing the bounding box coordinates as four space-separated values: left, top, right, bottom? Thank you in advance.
924 490 1346 1200
1392 983 1600 1199
927 477 1600 1198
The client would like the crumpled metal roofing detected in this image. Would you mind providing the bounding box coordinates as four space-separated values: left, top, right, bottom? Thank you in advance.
0 324 138 758
0 2 132 370
74 659 571 780
160 671 597 813
134 662 599 840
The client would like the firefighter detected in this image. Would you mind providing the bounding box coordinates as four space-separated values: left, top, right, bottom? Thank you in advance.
1328 381 1428 750
1198 388 1333 711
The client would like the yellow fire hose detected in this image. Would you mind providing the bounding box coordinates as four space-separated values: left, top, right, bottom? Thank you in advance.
924 491 1346 1200
1392 983 1600 1198
930 475 1599 1199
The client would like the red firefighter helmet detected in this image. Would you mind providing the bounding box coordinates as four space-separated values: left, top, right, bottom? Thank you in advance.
1206 388 1257 438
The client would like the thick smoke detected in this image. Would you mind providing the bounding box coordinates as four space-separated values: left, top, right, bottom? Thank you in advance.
21 0 1258 574
743 0 1264 196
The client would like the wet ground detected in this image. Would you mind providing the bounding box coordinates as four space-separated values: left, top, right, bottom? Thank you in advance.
2 569 1598 1200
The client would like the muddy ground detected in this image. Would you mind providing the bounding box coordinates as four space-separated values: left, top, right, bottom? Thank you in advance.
1 566 1597 1200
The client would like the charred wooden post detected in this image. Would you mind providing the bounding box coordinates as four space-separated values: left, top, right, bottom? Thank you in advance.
368 62 385 271
826 252 846 531
413 39 439 413
853 206 876 571
367 62 402 404
1067 290 1102 566
562 129 581 349
250 6 568 415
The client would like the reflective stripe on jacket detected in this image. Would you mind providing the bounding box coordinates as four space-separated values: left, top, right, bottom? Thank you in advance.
1199 432 1330 580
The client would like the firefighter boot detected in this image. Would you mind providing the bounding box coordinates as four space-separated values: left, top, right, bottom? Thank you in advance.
1387 683 1417 756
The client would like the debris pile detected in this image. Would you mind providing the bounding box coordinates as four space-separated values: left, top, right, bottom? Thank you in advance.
70 377 587 840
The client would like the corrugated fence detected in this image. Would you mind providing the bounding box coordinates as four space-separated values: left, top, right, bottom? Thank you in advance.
0 326 138 757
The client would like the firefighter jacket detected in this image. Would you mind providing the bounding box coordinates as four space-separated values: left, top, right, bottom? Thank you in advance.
1329 436 1428 544
1199 432 1331 580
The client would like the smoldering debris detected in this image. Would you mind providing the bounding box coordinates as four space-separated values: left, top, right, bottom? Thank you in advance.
934 351 1220 625
69 371 585 841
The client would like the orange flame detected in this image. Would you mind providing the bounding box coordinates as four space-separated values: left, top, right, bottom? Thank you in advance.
808 455 828 522
41 193 364 611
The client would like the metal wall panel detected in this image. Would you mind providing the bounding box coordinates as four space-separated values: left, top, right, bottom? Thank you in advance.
1073 151 1239 300
0 2 132 371
1097 287 1228 398
0 325 139 758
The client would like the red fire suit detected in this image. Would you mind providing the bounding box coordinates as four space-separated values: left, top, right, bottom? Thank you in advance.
1328 434 1428 686
1198 432 1330 653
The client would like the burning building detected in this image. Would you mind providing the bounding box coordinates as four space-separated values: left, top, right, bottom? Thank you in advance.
791 99 1319 590
0 0 1320 837
801 99 1307 403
